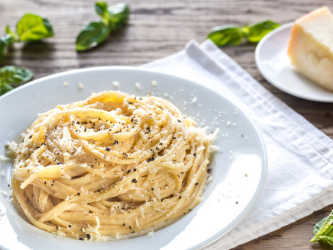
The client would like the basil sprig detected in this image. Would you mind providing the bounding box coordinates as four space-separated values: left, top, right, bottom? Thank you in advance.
311 210 333 245
16 13 54 42
0 27 16 59
0 13 54 59
207 20 280 47
0 66 34 96
76 2 130 51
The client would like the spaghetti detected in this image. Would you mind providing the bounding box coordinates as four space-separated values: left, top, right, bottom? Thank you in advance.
10 91 215 240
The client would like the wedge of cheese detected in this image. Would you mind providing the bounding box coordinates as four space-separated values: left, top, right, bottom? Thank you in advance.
288 6 333 92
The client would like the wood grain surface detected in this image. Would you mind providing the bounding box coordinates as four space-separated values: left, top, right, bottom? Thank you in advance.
1 0 333 249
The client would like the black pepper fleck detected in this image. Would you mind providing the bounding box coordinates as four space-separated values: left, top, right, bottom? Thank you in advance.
147 156 155 162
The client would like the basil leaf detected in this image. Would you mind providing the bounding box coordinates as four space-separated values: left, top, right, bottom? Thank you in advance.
246 20 280 43
95 2 110 24
311 210 333 245
76 21 110 51
314 216 328 236
207 25 244 46
5 25 17 40
0 25 17 59
0 34 15 59
108 2 130 31
17 13 54 42
0 84 13 96
0 66 33 96
0 66 34 85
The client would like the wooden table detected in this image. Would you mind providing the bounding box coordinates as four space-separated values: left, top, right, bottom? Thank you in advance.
1 0 333 249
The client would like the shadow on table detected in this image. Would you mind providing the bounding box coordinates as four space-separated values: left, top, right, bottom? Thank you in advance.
0 41 56 67
76 27 128 63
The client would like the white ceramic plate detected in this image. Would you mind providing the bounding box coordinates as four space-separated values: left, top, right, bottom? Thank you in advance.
255 22 333 102
0 67 267 250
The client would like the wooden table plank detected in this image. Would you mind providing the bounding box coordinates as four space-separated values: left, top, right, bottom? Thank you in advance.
1 0 333 249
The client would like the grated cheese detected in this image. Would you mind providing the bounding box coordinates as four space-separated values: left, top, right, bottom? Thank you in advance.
147 230 154 237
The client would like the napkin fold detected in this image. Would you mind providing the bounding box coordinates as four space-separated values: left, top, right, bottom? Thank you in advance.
142 39 333 250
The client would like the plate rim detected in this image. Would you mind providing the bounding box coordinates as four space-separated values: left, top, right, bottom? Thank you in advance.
0 66 268 250
255 22 333 103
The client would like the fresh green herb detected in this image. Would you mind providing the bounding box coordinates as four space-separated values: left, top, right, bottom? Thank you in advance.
16 13 54 42
5 25 17 40
95 2 111 24
107 2 130 31
76 22 110 51
311 210 333 245
245 20 281 43
0 13 54 59
0 66 34 96
207 25 244 47
207 20 280 47
313 216 329 236
76 2 130 51
0 27 16 59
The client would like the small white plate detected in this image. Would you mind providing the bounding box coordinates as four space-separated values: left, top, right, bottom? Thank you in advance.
255 22 333 102
0 67 267 250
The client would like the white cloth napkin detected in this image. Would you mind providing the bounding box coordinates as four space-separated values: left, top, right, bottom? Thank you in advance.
142 39 333 250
